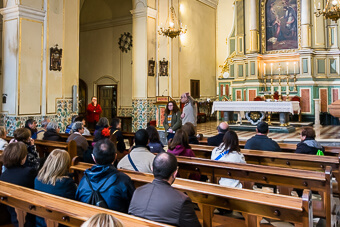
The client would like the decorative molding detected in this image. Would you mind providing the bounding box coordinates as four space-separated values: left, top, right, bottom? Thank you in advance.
197 0 218 9
94 75 119 84
130 6 156 19
80 16 132 32
0 5 45 22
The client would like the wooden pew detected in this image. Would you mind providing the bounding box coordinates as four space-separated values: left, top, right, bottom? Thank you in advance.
175 156 336 227
199 137 340 156
71 159 313 227
59 132 135 147
5 137 77 160
191 144 340 187
0 181 169 227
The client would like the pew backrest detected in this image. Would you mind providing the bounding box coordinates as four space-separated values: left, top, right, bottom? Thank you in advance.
0 181 170 227
70 159 313 226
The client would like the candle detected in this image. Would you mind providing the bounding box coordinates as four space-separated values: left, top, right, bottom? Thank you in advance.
286 62 289 74
271 85 274 94
286 85 289 95
271 63 273 75
278 85 281 95
294 62 296 74
264 63 266 76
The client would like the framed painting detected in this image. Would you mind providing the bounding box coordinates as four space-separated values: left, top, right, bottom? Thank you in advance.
261 0 301 54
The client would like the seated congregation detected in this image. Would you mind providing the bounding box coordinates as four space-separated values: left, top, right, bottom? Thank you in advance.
0 113 333 227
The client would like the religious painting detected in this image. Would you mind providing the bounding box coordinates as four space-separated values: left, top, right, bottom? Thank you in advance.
261 0 300 53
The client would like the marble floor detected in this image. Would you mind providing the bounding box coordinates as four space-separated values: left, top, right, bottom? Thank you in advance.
196 120 340 144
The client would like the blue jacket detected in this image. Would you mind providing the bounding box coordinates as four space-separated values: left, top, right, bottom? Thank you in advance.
35 177 77 227
75 165 135 213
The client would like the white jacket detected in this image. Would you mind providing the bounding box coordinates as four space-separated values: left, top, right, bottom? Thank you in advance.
211 145 246 188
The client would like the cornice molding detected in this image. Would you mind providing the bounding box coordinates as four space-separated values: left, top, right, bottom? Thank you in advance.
130 7 157 19
0 5 45 22
197 0 218 9
80 16 132 32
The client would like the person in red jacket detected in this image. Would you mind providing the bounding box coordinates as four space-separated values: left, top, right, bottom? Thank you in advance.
87 96 102 130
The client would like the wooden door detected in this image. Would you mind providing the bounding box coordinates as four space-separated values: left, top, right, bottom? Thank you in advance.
97 85 117 120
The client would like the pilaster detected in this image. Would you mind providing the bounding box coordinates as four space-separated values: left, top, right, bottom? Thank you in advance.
301 0 311 49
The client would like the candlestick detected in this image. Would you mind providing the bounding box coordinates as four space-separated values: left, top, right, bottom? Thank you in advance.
286 76 290 95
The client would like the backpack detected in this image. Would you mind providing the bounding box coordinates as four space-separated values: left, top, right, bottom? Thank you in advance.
84 172 113 208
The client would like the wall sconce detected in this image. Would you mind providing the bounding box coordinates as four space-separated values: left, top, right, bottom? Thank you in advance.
148 58 155 76
159 58 169 76
50 44 62 71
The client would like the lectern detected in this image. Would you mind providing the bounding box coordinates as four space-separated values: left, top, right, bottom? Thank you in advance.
154 96 173 130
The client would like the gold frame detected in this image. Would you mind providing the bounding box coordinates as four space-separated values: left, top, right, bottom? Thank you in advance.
260 0 301 54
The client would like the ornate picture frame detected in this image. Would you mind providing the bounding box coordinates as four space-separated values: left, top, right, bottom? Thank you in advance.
50 44 62 71
159 58 168 76
260 0 301 54
148 58 155 76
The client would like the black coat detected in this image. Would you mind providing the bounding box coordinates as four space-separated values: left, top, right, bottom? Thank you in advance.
188 135 199 144
295 138 324 155
207 133 225 147
43 129 62 141
129 179 200 227
0 166 37 226
110 128 126 153
244 134 281 152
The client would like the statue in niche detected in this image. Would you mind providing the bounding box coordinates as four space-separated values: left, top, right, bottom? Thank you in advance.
50 44 62 71
159 58 168 76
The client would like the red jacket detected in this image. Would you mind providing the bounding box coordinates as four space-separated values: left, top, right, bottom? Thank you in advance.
87 103 102 122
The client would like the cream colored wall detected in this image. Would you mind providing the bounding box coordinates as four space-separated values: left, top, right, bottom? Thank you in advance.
63 0 80 98
46 0 64 113
21 0 44 10
19 19 43 114
216 0 235 78
79 23 133 107
177 0 216 98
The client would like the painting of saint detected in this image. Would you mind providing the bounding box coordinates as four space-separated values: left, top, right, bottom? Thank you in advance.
266 0 298 51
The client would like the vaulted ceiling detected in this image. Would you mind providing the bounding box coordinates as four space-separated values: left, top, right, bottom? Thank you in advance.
80 0 132 25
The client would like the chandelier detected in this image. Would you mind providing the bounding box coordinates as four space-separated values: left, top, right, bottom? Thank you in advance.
158 0 187 39
315 0 340 21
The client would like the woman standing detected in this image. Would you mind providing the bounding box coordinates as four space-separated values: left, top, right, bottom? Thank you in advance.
211 131 246 188
163 100 182 141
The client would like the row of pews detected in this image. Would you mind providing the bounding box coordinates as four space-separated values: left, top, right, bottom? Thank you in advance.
0 132 339 226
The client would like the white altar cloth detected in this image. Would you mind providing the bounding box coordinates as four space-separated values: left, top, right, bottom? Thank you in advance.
211 101 300 114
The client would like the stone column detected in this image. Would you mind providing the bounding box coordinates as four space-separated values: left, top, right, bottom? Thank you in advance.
249 0 259 53
314 99 321 126
0 3 45 116
301 0 311 48
0 0 79 134
131 1 157 131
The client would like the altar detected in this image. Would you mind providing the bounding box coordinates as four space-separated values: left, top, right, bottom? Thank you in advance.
211 101 300 131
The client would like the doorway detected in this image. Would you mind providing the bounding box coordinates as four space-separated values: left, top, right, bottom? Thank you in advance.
97 85 118 121
78 79 88 116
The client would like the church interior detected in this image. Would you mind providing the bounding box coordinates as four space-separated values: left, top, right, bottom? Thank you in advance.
1 0 340 226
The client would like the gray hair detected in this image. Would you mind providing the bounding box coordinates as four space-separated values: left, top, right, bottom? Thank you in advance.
72 121 83 132
46 122 59 131
41 118 50 128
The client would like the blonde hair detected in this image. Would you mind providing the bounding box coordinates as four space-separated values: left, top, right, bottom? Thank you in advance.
37 149 70 185
0 126 6 138
81 213 124 227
